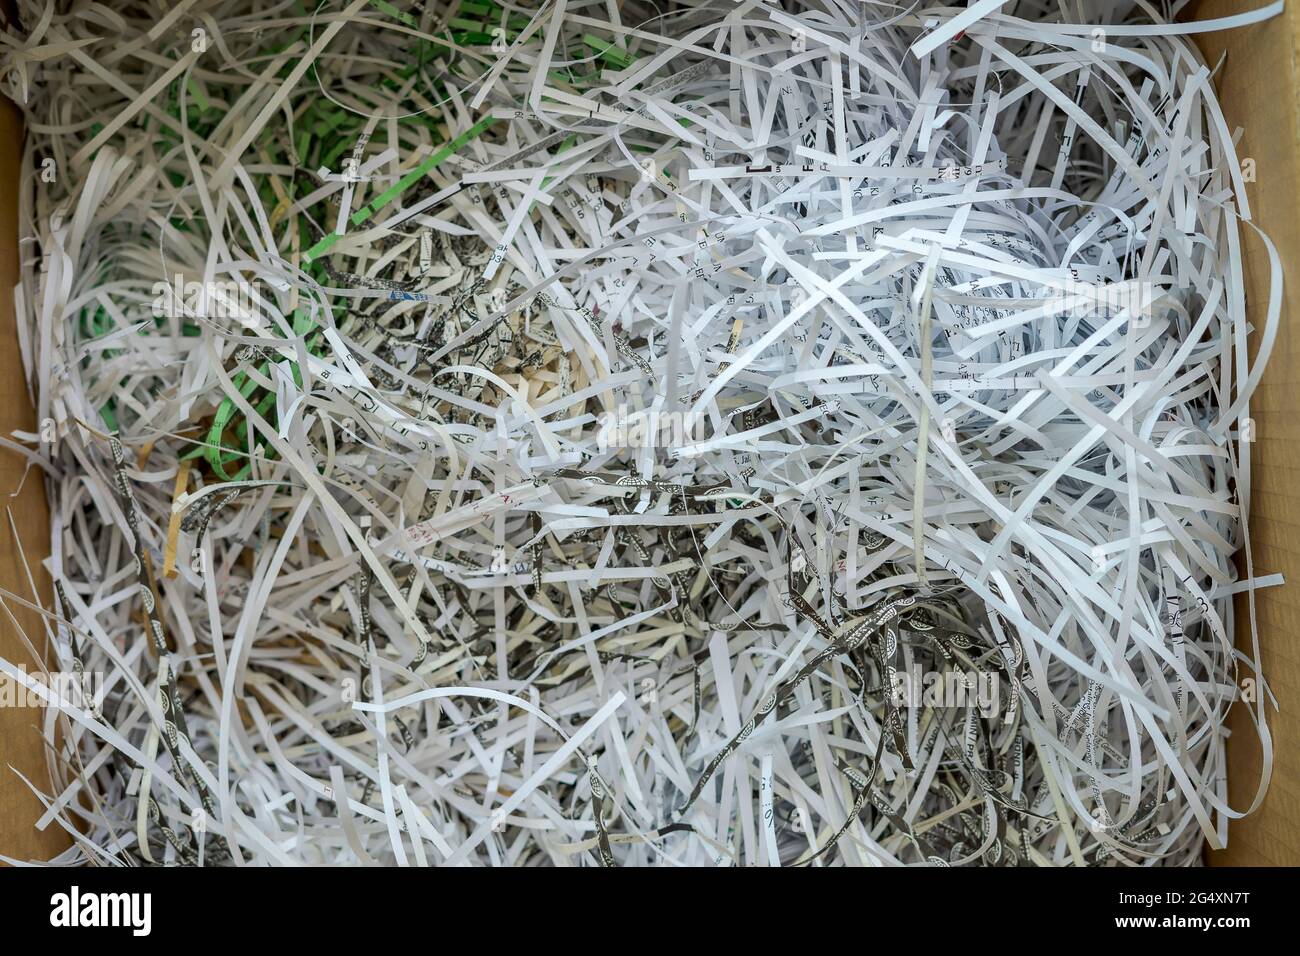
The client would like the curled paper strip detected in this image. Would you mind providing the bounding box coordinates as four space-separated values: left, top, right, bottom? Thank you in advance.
0 0 1283 866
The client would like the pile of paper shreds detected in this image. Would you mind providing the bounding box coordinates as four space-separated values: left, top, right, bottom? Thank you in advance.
0 0 1284 866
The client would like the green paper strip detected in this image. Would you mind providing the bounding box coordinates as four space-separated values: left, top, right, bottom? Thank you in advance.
304 115 496 264
368 0 416 27
583 34 635 69
361 114 496 218
186 76 210 112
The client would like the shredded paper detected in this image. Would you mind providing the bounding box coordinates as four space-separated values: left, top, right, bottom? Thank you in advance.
0 0 1285 865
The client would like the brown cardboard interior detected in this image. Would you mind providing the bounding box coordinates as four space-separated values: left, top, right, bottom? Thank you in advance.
0 3 1295 864
0 96 68 862
1194 0 1300 866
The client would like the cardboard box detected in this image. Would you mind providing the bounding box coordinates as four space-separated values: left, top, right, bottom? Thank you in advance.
0 1 1294 865
1195 0 1300 866
0 93 66 862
